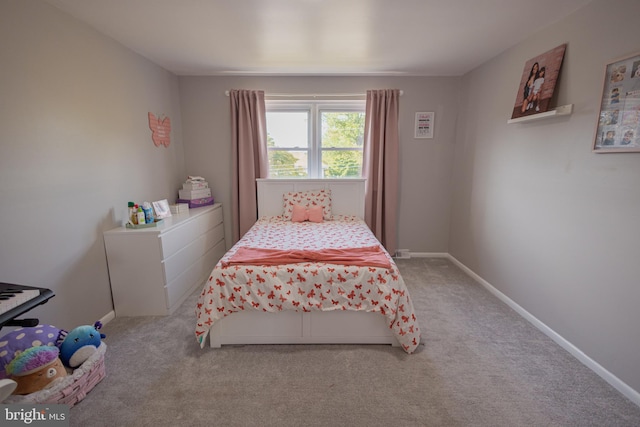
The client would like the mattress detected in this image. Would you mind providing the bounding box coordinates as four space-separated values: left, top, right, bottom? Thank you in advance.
195 215 421 353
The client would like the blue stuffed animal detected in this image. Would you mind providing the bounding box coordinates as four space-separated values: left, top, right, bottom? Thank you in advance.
58 322 106 369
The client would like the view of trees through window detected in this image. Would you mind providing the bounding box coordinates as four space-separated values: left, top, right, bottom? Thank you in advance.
321 111 365 177
266 102 365 178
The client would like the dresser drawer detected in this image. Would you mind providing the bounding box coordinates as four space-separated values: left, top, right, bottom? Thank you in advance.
163 236 204 285
161 206 222 259
163 223 224 284
165 259 202 311
211 236 227 264
198 206 223 233
203 223 224 252
161 217 201 260
165 239 226 311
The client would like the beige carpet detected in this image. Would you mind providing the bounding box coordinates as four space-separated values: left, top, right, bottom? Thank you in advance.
69 258 640 426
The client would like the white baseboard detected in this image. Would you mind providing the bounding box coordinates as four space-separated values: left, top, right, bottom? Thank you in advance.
99 310 116 327
446 254 640 408
403 252 449 258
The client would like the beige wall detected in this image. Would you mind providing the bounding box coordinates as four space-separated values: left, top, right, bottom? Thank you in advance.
4 0 639 405
0 0 185 329
178 75 460 251
450 0 640 396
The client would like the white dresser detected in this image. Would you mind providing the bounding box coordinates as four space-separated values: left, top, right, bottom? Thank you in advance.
103 204 225 316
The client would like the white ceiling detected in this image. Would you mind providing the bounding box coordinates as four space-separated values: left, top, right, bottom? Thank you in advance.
43 0 592 76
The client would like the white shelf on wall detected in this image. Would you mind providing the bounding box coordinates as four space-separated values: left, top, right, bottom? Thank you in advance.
507 104 573 124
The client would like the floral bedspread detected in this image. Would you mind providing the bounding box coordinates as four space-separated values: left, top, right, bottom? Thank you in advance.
195 216 421 353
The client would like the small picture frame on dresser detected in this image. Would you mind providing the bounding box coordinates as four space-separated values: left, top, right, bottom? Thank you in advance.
152 199 172 219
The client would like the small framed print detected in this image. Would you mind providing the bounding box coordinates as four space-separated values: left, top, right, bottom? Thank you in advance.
415 112 434 139
593 51 640 153
152 199 172 219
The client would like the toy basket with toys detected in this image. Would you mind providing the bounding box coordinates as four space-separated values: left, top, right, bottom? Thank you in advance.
4 342 106 407
0 322 107 407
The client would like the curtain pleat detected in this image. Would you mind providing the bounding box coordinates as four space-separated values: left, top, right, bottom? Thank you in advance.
362 89 400 255
230 89 268 243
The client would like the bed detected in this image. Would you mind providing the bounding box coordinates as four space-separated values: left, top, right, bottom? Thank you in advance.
194 179 421 353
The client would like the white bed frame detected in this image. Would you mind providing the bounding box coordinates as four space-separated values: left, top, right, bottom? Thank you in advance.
208 179 399 348
256 178 366 218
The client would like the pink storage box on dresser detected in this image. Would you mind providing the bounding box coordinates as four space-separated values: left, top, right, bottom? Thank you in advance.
176 197 215 209
177 176 214 208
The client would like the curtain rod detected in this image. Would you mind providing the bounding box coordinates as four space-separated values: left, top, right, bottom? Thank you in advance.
224 90 403 97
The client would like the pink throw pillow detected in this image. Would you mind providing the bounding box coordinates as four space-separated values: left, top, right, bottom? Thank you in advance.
290 204 324 223
291 204 308 222
307 205 324 223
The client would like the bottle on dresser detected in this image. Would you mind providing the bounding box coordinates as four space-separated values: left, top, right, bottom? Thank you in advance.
136 206 145 225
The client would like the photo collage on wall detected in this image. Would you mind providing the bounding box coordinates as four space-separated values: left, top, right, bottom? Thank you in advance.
594 55 640 151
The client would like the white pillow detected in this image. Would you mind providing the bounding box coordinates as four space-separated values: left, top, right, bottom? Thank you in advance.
282 189 332 220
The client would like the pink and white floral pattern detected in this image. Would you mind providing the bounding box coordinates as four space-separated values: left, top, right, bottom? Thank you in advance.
195 216 421 353
282 189 332 220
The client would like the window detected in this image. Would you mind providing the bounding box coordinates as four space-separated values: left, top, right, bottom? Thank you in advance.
266 101 365 178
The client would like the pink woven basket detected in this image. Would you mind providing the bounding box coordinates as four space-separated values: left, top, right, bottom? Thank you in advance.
5 342 106 407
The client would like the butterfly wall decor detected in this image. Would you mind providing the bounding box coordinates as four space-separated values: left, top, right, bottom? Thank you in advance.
148 112 171 147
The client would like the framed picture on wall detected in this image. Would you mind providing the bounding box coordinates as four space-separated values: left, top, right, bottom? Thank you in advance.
414 112 434 139
511 44 567 120
593 51 640 153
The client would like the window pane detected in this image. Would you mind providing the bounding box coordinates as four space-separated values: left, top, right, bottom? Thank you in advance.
266 112 309 148
265 103 365 179
321 112 365 148
268 149 309 178
321 150 362 178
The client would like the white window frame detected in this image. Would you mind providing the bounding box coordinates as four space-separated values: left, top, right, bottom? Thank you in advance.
266 99 365 178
